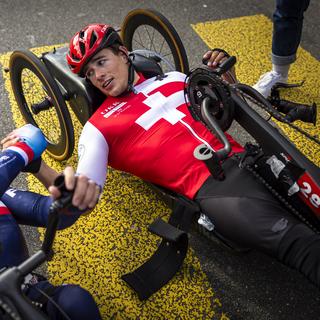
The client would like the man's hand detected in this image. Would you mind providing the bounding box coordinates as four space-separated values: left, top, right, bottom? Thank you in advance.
202 49 237 83
202 49 229 68
1 126 44 173
1 132 20 150
1 124 47 160
49 166 101 211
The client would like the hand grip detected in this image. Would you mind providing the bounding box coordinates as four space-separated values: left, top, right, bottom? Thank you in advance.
202 56 237 76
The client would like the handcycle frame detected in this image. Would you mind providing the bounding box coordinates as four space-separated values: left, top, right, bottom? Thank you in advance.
0 7 320 308
7 10 320 237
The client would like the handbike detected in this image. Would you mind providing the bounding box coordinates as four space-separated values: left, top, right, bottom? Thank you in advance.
7 6 320 299
184 60 320 240
8 6 320 250
0 177 73 320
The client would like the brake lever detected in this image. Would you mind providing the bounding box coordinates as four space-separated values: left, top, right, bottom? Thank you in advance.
202 56 237 76
269 82 317 125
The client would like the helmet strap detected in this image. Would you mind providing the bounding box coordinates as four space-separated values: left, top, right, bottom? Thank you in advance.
127 56 137 94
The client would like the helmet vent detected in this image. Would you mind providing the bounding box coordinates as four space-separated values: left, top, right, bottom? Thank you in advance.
79 41 86 56
71 53 80 61
89 31 97 49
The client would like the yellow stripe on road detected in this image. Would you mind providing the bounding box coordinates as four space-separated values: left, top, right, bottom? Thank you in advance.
192 14 319 166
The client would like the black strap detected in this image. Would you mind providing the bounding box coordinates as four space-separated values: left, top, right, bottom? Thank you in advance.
203 154 225 181
122 201 197 300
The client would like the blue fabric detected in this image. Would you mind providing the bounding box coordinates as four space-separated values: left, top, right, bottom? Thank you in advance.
0 149 100 320
272 0 310 62
26 282 102 320
0 150 28 268
15 124 47 159
0 214 101 320
0 214 29 268
1 189 81 230
0 150 25 198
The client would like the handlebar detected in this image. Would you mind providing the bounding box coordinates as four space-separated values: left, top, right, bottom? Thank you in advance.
201 97 231 160
0 176 73 320
193 55 236 161
0 265 49 320
202 55 237 76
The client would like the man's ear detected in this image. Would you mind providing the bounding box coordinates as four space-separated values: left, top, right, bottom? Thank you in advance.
118 46 129 62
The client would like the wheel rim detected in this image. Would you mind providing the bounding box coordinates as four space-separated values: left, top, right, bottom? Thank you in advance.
19 67 63 147
128 24 179 73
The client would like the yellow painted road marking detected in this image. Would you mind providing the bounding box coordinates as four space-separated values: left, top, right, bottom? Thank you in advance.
0 13 319 320
192 14 319 166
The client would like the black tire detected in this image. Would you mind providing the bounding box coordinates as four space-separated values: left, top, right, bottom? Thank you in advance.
121 8 189 74
9 50 74 161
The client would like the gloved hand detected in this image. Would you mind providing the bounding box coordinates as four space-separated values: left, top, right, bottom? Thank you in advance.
14 124 47 159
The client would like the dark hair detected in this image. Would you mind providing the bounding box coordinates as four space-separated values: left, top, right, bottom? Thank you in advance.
108 43 122 55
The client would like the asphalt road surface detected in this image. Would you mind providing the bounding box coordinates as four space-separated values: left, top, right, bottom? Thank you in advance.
0 1 319 319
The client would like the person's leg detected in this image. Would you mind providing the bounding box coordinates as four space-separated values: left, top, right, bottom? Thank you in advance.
1 189 81 230
0 202 28 268
25 281 102 320
272 0 310 65
195 158 320 288
253 0 310 97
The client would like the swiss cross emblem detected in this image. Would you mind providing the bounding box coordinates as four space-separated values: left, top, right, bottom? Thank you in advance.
135 91 186 130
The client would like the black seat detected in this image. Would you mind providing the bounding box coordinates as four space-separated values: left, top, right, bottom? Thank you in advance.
130 52 163 79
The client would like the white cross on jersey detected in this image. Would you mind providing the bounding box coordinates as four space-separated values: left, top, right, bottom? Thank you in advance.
135 91 186 130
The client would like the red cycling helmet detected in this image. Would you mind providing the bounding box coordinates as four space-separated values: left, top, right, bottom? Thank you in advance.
66 23 123 76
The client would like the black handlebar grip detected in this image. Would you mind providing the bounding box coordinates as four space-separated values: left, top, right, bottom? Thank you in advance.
218 56 236 71
53 175 68 192
52 175 74 208
202 56 237 75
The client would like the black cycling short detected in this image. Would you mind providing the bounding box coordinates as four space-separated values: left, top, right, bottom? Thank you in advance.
195 157 315 256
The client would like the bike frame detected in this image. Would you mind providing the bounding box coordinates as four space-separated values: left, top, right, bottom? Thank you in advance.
37 47 320 222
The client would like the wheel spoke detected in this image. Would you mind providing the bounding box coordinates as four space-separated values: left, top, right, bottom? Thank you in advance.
20 68 61 144
158 37 166 55
144 25 157 52
123 9 189 76
149 27 157 53
132 37 148 50
136 29 146 50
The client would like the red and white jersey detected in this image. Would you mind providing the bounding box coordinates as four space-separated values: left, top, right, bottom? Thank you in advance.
76 71 244 199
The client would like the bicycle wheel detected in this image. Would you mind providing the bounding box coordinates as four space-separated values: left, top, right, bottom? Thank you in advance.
121 8 189 74
9 50 74 161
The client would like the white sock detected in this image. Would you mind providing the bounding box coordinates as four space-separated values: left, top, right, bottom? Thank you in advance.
272 64 290 78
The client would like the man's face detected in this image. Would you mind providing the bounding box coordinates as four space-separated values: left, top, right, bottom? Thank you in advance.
84 48 129 97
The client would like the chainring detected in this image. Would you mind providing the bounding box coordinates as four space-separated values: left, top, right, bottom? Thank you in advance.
185 66 235 132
